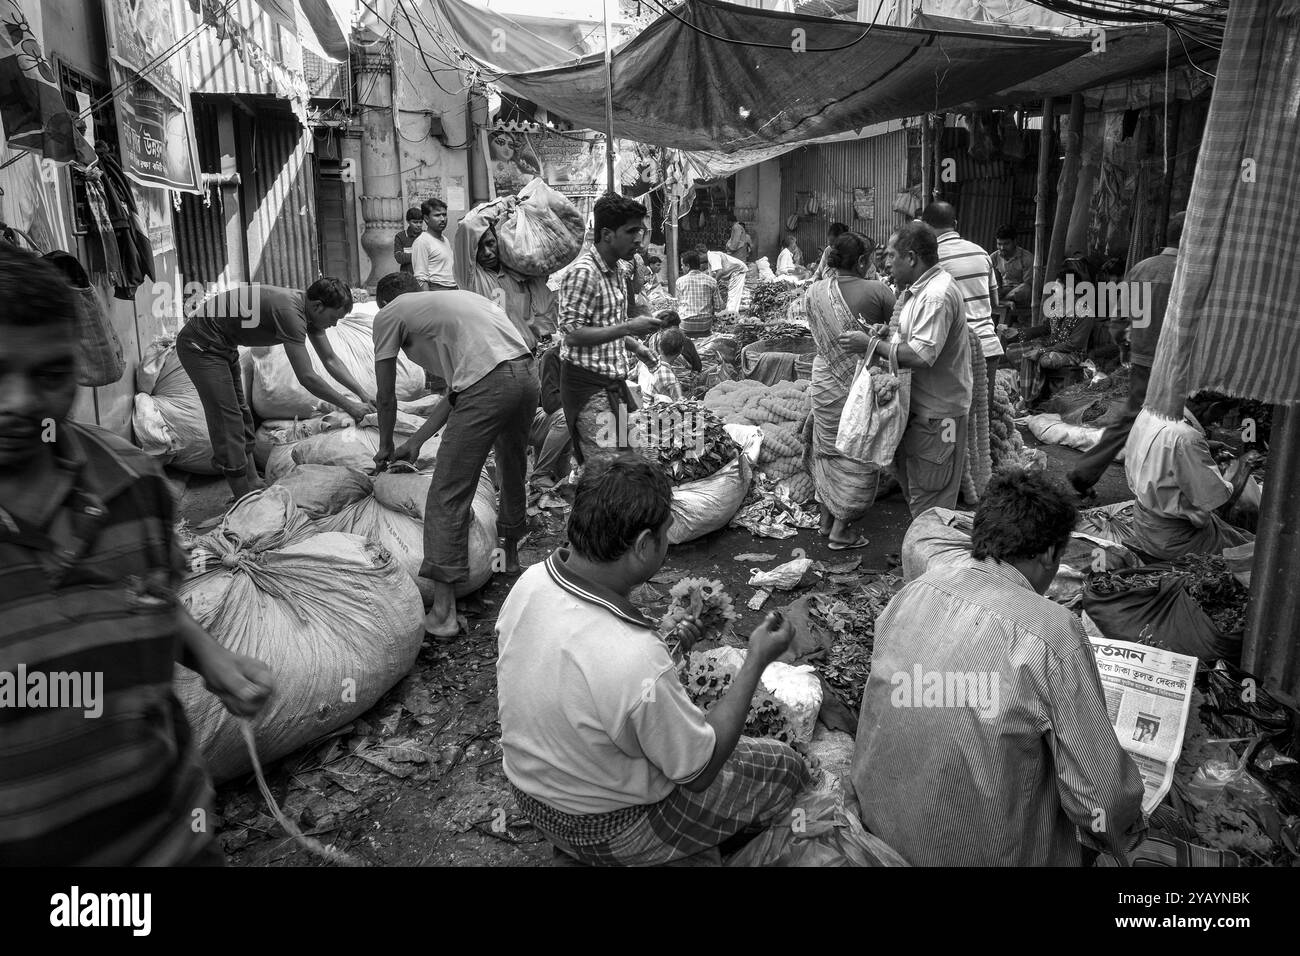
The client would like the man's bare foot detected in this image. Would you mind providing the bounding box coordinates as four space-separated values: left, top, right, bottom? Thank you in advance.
423 606 460 639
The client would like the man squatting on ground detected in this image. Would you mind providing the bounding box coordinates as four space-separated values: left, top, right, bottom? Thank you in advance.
371 274 538 639
496 455 809 865
0 244 274 865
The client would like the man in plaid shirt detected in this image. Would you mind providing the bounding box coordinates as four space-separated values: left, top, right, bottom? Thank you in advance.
559 194 661 468
676 250 726 337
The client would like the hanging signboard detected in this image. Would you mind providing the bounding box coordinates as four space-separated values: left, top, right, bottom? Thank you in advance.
853 186 875 221
102 0 202 193
482 126 603 201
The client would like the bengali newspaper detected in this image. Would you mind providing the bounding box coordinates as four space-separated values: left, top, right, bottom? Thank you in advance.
1088 636 1197 814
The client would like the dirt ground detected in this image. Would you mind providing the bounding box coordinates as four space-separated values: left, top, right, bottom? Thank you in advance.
176 433 1132 868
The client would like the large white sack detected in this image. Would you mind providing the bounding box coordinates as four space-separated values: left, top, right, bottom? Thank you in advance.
273 464 374 519
249 309 428 419
668 455 752 545
133 337 255 475
317 468 498 600
264 410 444 482
176 486 425 782
1022 412 1115 456
254 411 355 472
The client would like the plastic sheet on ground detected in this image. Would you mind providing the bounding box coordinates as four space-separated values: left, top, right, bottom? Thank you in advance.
725 789 910 867
1021 412 1113 455
730 482 820 539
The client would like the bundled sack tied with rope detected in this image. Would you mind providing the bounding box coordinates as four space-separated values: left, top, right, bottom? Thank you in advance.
176 486 425 782
258 398 441 479
316 464 499 601
494 178 584 277
249 304 428 419
132 335 252 474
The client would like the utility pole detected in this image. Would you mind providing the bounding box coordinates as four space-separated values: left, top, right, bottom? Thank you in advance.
603 0 616 193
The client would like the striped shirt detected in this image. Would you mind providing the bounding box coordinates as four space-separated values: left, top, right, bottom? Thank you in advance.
851 545 1146 866
936 231 1003 358
675 270 726 335
559 248 634 380
0 423 214 866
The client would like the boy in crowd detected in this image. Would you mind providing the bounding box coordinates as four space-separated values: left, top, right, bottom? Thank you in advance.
393 206 424 275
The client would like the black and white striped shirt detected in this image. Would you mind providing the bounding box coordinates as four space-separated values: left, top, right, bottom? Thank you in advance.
936 231 1004 359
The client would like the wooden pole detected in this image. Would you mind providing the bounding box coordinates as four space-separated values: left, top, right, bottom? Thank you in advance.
1156 99 1183 249
1047 93 1084 283
1244 404 1300 707
603 0 616 194
1031 97 1056 325
667 192 679 295
920 113 931 215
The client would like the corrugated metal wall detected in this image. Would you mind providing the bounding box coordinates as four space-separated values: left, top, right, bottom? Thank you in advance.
942 126 1040 254
174 0 301 96
175 99 228 287
247 110 318 286
779 130 910 256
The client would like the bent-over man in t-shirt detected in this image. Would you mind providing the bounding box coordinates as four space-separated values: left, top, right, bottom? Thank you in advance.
176 278 376 499
371 273 539 639
496 455 809 865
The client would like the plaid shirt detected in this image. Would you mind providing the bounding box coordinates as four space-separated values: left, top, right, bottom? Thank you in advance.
642 360 684 403
559 249 633 379
675 270 725 334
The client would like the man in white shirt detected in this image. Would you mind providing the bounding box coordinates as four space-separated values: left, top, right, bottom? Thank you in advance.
496 455 807 865
700 246 746 314
1123 405 1258 560
411 198 457 291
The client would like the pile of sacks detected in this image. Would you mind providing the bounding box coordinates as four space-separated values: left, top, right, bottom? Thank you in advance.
260 414 498 600
703 379 814 502
249 303 428 420
176 486 426 781
133 335 253 474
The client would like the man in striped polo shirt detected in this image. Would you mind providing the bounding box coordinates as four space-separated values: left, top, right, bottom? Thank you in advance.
558 194 661 468
922 202 1004 365
852 469 1146 865
0 246 274 865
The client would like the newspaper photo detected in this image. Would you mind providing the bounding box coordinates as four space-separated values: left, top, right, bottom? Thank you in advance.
1088 636 1198 815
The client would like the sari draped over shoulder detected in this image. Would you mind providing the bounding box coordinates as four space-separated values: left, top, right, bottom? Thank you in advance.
804 277 893 521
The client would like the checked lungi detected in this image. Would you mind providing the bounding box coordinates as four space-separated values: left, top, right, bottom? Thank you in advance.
512 738 808 866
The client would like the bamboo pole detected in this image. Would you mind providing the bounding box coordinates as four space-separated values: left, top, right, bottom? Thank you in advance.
1156 99 1183 249
1031 97 1056 325
920 113 931 214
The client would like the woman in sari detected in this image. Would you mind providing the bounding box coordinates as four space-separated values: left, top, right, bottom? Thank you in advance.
804 233 896 549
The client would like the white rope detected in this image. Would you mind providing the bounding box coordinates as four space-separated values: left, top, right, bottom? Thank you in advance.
240 718 366 867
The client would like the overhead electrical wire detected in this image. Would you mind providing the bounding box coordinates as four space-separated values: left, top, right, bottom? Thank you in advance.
639 0 890 52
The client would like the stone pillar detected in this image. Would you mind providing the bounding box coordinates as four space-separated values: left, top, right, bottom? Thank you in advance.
354 42 403 291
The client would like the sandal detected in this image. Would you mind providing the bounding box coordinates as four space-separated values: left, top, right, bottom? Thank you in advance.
827 534 870 551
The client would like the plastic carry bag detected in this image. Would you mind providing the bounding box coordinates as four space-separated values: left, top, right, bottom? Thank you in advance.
726 790 910 867
176 486 425 782
495 178 584 277
667 455 752 544
836 346 910 467
43 251 125 387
